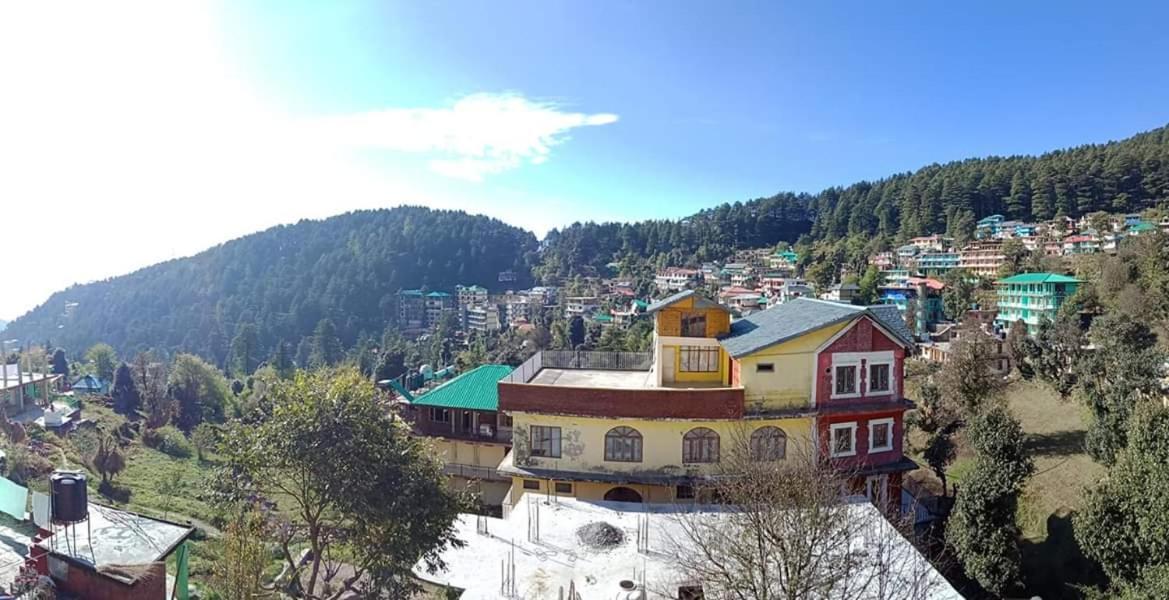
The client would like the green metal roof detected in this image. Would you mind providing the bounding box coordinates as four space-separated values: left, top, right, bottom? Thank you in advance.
996 273 1080 284
592 313 614 323
410 364 512 411
1129 222 1156 232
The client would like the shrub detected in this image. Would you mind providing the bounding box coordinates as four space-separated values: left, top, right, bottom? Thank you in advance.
144 426 193 458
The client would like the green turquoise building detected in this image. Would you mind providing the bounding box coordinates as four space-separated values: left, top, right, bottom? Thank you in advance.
995 273 1080 334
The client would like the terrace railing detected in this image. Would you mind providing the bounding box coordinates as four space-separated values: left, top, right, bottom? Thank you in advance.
502 350 653 384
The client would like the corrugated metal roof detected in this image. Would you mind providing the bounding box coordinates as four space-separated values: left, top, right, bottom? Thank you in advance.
410 364 513 411
719 297 914 358
996 273 1080 284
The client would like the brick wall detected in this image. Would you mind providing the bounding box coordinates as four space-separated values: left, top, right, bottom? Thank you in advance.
499 383 744 419
814 317 907 407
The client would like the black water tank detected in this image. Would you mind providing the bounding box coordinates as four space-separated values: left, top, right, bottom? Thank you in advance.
50 471 88 524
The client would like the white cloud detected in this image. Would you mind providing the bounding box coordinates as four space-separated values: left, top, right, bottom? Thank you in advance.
305 93 619 181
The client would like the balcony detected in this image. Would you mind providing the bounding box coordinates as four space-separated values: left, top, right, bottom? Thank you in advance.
499 350 744 419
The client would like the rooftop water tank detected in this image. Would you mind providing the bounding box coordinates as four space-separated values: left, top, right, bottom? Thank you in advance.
50 470 88 524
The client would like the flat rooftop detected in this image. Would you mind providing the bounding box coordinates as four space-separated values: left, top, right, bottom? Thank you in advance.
36 503 193 568
416 496 962 600
528 369 727 390
0 514 34 585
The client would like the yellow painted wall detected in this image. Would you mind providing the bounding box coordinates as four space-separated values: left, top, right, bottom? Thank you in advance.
510 412 813 476
654 297 730 338
430 438 509 469
667 343 728 384
736 320 850 411
506 479 676 506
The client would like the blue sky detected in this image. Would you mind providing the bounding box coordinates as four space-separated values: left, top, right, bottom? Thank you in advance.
0 1 1167 318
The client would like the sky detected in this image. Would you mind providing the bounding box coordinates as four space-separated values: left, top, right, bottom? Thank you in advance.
1 1 1168 320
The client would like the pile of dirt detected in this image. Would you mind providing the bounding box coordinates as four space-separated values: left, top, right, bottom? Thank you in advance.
575 521 625 550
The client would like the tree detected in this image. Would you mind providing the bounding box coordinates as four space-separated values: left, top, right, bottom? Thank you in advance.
215 368 466 598
229 323 260 377
1076 313 1165 465
270 340 294 379
133 351 171 426
911 382 960 496
856 265 882 305
670 439 947 599
211 511 270 600
191 422 218 461
309 318 343 368
50 348 69 377
946 407 1034 596
568 316 586 349
1028 313 1086 397
85 343 117 382
997 238 1029 279
936 329 1005 416
169 353 231 432
941 269 976 320
1076 403 1169 587
91 433 127 484
110 362 141 415
1005 319 1032 378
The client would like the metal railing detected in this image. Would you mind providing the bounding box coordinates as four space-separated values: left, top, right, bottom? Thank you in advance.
443 463 509 482
502 350 653 383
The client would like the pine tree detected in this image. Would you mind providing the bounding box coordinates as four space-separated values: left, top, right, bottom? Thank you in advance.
110 362 141 414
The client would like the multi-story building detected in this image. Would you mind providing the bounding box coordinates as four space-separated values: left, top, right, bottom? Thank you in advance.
878 278 945 339
406 364 515 506
464 304 503 333
895 244 919 264
915 252 959 277
565 296 600 319
1062 235 1100 255
769 250 799 271
908 234 945 252
976 214 1005 238
869 251 896 271
994 272 1080 334
654 267 701 292
958 241 1005 278
398 289 426 331
425 291 456 328
456 284 489 308
496 292 916 512
822 283 859 303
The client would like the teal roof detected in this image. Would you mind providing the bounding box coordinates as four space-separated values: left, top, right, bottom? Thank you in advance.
426 291 452 297
997 273 1080 284
411 364 513 411
633 299 649 310
592 314 613 323
400 289 423 296
1129 222 1156 232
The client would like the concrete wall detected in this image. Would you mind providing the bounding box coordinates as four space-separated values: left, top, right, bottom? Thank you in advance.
656 335 728 386
509 412 813 475
431 438 509 470
736 321 849 411
506 479 677 507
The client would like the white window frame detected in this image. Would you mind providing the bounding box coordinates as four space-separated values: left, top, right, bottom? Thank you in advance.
867 360 894 395
831 362 861 399
830 422 857 457
868 418 895 453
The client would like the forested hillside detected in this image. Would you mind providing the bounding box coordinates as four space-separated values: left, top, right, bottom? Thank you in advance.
5 207 537 363
539 124 1169 275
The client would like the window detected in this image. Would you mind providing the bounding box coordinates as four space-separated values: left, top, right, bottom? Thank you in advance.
868 363 891 394
682 428 720 463
755 363 775 373
869 418 894 453
675 484 695 499
678 585 706 600
604 426 643 462
523 479 539 490
555 482 573 494
834 365 858 396
430 407 450 423
680 346 720 373
681 312 707 337
830 423 857 457
529 425 561 458
749 426 787 461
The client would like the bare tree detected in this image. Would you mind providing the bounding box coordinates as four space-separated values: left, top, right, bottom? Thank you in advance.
665 436 953 600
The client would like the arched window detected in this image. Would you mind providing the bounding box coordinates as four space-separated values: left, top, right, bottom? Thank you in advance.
605 426 643 462
750 426 787 461
682 428 720 463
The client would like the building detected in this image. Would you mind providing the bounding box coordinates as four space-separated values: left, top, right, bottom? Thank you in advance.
920 324 1011 374
995 272 1080 334
976 214 1005 238
915 252 959 277
564 296 600 319
895 244 919 264
654 267 701 292
822 283 859 303
463 304 503 333
496 292 917 513
878 278 945 340
958 241 1005 278
425 291 457 329
869 251 895 271
417 496 961 600
908 234 945 252
1 364 60 412
778 280 814 303
406 365 514 506
455 284 489 308
769 250 799 270
398 289 427 331
880 269 910 286
1062 235 1100 255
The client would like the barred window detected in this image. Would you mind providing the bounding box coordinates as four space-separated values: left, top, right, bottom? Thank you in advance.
680 346 720 373
749 426 787 461
530 425 561 458
604 426 643 462
869 363 891 393
683 428 720 463
834 365 857 396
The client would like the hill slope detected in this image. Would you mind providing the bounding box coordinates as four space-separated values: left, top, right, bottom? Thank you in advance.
5 207 537 363
539 124 1169 274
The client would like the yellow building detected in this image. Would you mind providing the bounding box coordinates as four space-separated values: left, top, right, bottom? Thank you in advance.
497 291 919 513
